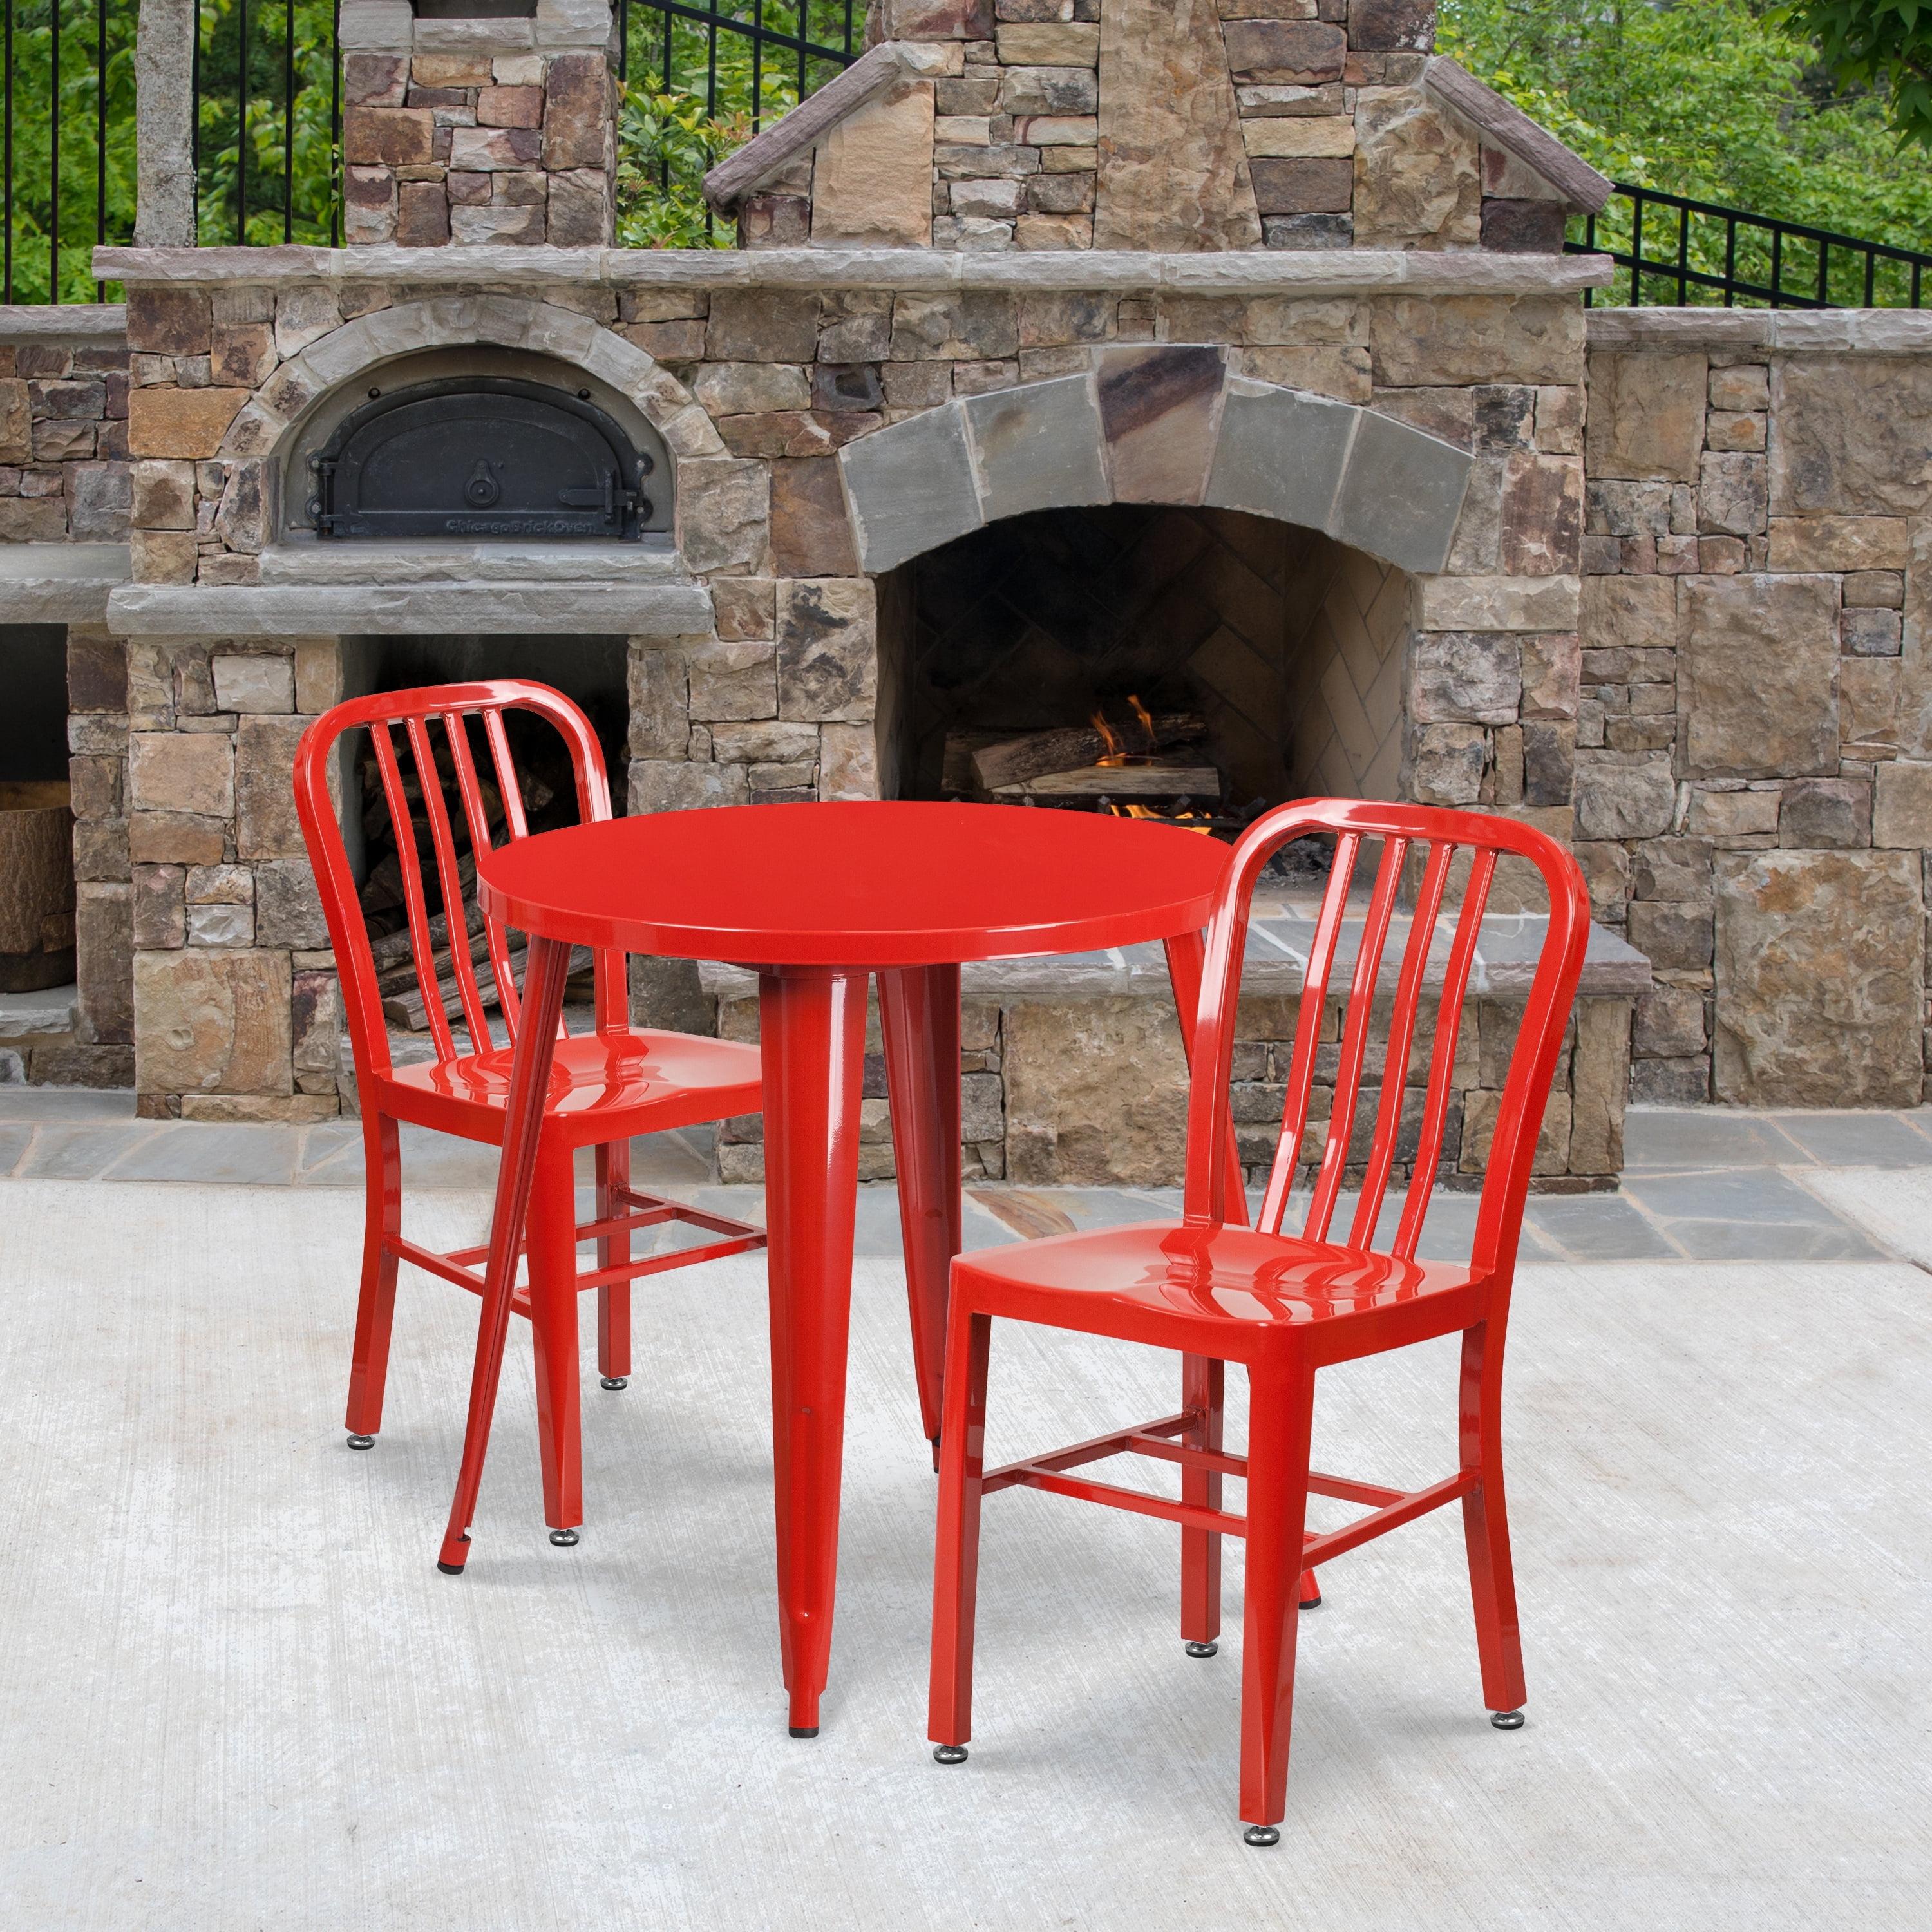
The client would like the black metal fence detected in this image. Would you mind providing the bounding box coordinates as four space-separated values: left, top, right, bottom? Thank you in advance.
1570 182 1932 310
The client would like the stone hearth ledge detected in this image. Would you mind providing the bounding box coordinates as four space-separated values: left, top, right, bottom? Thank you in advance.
0 544 131 623
256 540 687 585
92 245 1615 298
105 579 713 637
699 914 1652 1004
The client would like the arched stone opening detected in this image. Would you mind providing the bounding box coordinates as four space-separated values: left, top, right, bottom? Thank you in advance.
874 502 1414 828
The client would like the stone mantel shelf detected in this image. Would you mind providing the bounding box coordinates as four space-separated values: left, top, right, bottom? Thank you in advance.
91 245 1615 299
0 544 130 623
701 913 1652 1005
1584 306 1932 352
106 578 712 638
256 540 686 585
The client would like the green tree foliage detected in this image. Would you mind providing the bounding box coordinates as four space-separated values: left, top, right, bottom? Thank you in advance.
1775 0 1932 147
1441 0 1932 300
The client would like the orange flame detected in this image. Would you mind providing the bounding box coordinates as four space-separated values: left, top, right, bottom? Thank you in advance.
1090 707 1126 766
1128 693 1155 744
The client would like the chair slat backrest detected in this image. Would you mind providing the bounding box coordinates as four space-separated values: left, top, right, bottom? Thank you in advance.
292 680 621 1084
1182 800 1589 1280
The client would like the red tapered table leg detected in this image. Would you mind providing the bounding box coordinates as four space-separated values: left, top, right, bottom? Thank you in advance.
878 964 963 1453
438 934 571 1574
759 965 869 1737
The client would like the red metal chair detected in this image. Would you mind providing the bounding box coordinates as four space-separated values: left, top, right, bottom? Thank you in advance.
292 681 765 1561
925 799 1589 1841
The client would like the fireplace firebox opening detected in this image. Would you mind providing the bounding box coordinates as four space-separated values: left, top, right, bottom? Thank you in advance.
0 623 77 996
874 505 1414 838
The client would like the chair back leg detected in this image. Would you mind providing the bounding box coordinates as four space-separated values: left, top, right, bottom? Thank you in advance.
595 1141 634 1387
345 1112 403 1441
928 1305 994 1750
1238 1362 1317 1831
526 1144 586 1535
1459 1323 1527 1715
1180 1353 1225 1650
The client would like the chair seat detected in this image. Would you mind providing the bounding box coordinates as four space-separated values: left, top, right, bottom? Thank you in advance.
379 1027 762 1147
954 1219 1484 1363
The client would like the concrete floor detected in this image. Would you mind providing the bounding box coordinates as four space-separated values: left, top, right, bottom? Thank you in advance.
1 1157 1928 1929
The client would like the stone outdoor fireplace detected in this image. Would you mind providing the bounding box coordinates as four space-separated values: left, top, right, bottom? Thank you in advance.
9 0 1929 1184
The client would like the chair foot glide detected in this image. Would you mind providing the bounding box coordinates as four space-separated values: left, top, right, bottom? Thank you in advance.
933 1744 968 1765
346 1434 375 1450
1185 1640 1218 1658
790 1726 820 1740
600 1377 627 1391
1243 1826 1280 1848
436 1560 466 1576
548 1528 580 1548
1299 1593 1321 1611
1490 1710 1525 1730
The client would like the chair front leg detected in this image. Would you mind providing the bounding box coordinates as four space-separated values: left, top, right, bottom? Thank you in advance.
527 1144 586 1538
345 1110 402 1444
595 1139 633 1389
1459 1321 1526 1719
1238 1359 1316 1839
1181 1352 1224 1653
927 1301 992 1757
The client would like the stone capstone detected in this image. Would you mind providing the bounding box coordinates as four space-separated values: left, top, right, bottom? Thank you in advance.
1713 849 1924 1106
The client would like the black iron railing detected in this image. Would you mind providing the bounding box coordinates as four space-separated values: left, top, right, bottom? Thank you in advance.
1571 182 1932 309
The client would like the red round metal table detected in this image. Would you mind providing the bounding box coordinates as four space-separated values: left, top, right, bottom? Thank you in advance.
451 800 1233 1736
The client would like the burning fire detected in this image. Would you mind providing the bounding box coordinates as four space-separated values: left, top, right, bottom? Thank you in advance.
1106 800 1216 835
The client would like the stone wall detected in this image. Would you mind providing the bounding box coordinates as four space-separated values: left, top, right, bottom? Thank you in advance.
0 314 131 545
339 0 618 249
1577 308 1932 1107
728 1 1584 254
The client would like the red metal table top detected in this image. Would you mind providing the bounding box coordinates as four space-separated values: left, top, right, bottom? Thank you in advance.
476 800 1230 967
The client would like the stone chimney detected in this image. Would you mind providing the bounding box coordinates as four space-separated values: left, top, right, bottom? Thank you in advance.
338 0 620 248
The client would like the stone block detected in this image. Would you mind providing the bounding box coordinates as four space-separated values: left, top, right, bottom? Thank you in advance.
395 181 451 247
1873 760 1932 848
1770 353 1932 516
1584 350 1705 482
133 866 187 951
1003 994 1189 1186
1696 452 1767 538
133 947 292 1097
70 462 131 541
1713 849 1923 1106
677 458 769 574
1499 451 1582 576
1352 86 1479 247
819 723 879 801
1222 17 1345 79
1634 986 1705 1059
708 289 822 365
627 760 752 813
1408 722 1485 803
343 106 435 166
1844 571 1905 610
1373 295 1583 390
1481 198 1567 252
130 733 233 817
1632 836 1711 905
770 460 860 579
962 374 1106 522
1249 157 1353 214
236 715 309 859
1094 0 1261 249
1349 0 1434 50
1520 633 1580 719
254 858 332 950
1627 899 1712 972
1779 777 1870 849
1204 379 1352 531
777 579 877 723
543 52 611 170
891 293 1020 362
126 388 251 460
1417 574 1579 632
1573 755 1674 840
687 641 778 721
1765 515 1911 573
187 902 254 947
811 363 884 413
129 814 227 866
1410 630 1520 724
1568 996 1629 1176
1680 574 1838 780
1097 344 1223 504
1708 364 1768 412
126 288 211 357
1581 573 1676 653
210 652 294 714
1687 788 1779 840
838 405 981 573
1332 404 1471 573
451 204 545 245
1842 609 1903 658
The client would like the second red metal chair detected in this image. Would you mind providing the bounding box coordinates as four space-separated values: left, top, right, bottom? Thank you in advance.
293 680 765 1562
925 798 1589 1840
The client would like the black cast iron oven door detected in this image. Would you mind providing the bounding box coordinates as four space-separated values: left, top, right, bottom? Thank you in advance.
308 376 653 540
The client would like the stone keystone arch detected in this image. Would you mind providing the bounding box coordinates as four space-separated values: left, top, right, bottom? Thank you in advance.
837 345 1473 577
